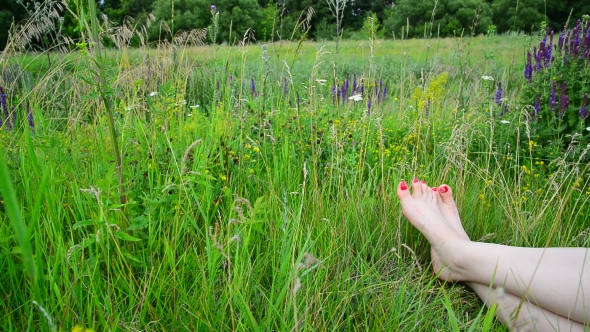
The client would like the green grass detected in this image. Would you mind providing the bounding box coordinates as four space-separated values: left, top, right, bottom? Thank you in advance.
1 32 589 331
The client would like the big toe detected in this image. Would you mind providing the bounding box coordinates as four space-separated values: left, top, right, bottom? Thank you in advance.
438 184 455 205
397 181 411 200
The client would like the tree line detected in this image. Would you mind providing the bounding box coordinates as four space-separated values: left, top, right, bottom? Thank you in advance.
1 0 589 51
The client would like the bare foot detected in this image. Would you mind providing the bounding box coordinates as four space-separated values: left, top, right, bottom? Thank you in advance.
435 184 469 241
397 180 468 281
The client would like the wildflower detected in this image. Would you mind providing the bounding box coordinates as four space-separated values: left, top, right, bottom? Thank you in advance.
367 98 372 114
549 81 557 110
424 99 430 119
220 174 227 181
524 51 533 80
500 120 510 124
252 146 260 153
494 81 503 106
558 82 569 116
149 91 157 97
210 5 216 11
545 30 554 67
0 86 8 123
348 94 362 102
534 94 541 116
251 79 256 97
353 74 357 94
481 76 494 81
580 93 588 119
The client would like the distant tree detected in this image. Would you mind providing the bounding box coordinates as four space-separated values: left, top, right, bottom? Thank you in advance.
150 0 261 43
257 0 278 41
0 0 31 51
383 0 492 39
491 0 544 33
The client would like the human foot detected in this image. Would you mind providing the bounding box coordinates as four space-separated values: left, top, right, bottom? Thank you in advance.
435 184 470 241
397 180 468 281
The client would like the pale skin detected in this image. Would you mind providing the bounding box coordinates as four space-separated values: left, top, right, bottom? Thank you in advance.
397 179 590 331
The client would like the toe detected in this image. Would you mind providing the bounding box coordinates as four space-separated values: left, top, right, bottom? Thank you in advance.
397 181 412 200
420 181 432 200
438 184 455 205
411 178 422 196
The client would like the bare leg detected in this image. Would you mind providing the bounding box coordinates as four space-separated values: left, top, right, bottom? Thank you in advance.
397 180 590 326
434 183 586 331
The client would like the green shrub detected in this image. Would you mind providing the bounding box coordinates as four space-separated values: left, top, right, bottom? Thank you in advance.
522 19 590 160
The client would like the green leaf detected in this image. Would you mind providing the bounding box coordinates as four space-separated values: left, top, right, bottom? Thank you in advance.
80 236 96 249
114 231 142 242
0 147 36 282
127 216 149 231
72 219 95 229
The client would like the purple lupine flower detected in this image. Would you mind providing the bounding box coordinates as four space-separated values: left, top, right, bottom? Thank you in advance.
360 79 365 94
296 92 300 114
332 84 337 105
559 82 570 115
383 82 388 99
549 81 557 110
559 95 569 117
374 80 379 98
544 31 553 67
524 51 533 81
558 81 569 116
344 76 350 97
367 98 372 115
572 20 581 56
533 46 542 72
534 94 541 116
353 74 357 94
580 93 588 119
0 86 7 119
337 88 341 105
251 78 256 97
494 81 503 106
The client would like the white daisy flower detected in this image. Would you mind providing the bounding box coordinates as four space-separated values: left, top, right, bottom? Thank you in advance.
348 94 363 102
481 76 494 81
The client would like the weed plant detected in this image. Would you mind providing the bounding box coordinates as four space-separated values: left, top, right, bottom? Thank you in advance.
0 6 589 332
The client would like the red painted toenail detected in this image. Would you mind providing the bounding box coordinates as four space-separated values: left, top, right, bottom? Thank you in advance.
400 181 408 190
413 178 419 183
432 187 437 191
420 180 426 184
440 186 448 193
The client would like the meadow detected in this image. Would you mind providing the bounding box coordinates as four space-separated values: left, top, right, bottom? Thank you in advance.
1 27 590 331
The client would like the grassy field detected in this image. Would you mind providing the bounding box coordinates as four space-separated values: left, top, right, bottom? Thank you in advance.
1 32 589 331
